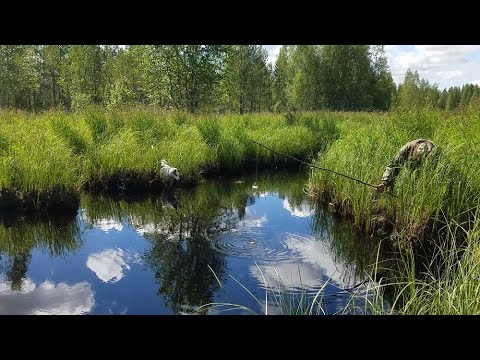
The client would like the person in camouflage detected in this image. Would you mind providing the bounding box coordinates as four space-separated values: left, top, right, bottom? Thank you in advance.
376 139 436 193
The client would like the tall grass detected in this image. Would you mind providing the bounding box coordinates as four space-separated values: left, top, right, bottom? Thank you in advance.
377 202 480 315
308 108 480 240
0 107 339 209
0 112 80 193
307 107 480 314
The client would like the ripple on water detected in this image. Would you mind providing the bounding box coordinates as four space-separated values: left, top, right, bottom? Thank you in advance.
214 230 317 263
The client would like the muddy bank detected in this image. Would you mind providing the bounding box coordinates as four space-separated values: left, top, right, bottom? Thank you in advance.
0 160 311 216
0 187 79 222
85 171 169 196
310 186 472 251
84 160 310 196
311 187 432 247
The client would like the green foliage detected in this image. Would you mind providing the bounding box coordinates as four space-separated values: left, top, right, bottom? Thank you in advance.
84 109 109 143
196 116 221 147
220 45 273 113
50 115 90 155
272 46 291 112
308 108 480 238
2 44 480 114
396 69 440 109
0 45 40 109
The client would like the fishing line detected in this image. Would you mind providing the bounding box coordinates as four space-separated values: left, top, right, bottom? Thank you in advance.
249 138 379 189
252 145 259 189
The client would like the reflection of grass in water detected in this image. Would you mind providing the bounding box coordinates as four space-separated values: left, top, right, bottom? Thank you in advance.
195 263 394 315
0 216 83 292
311 204 385 284
0 219 82 257
81 194 165 226
81 170 311 235
196 264 330 315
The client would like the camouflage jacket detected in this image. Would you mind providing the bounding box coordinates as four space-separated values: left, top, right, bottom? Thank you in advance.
381 139 436 186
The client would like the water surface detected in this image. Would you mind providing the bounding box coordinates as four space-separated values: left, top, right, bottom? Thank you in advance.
0 171 380 315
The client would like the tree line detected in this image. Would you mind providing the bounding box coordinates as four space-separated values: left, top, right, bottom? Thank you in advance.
0 45 477 113
395 68 480 110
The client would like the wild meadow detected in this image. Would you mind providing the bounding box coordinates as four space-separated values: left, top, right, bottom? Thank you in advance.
3 45 480 315
1 105 479 314
0 107 337 210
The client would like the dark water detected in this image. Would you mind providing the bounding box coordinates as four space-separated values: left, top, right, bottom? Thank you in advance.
0 171 381 315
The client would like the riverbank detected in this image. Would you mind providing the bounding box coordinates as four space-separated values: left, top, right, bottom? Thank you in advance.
305 107 480 314
2 106 479 262
0 107 339 214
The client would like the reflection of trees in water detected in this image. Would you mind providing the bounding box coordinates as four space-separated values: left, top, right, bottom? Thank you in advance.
0 215 82 292
5 252 32 291
81 170 312 313
143 233 226 314
138 186 241 313
0 216 82 257
311 205 385 285
143 171 314 312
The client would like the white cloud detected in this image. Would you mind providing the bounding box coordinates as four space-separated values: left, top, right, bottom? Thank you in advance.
135 223 157 236
385 45 480 89
249 233 357 290
473 79 480 86
262 45 480 89
86 248 131 283
282 197 313 218
91 218 123 233
0 277 94 315
248 233 359 314
134 221 191 241
437 70 463 80
236 207 268 229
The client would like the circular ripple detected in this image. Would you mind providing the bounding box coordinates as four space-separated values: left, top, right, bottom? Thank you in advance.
214 231 314 263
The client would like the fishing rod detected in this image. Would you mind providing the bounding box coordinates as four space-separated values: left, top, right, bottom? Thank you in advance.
248 138 379 190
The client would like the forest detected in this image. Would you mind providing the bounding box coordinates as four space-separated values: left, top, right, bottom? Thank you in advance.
1 45 478 113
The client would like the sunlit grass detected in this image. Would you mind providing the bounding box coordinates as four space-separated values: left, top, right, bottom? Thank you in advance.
0 107 339 210
307 107 480 315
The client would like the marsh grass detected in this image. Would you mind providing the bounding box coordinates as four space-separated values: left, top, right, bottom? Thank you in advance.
302 108 480 314
308 108 480 241
384 203 480 315
0 107 338 212
1 106 480 315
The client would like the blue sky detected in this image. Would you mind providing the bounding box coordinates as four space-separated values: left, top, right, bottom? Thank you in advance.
263 45 480 90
